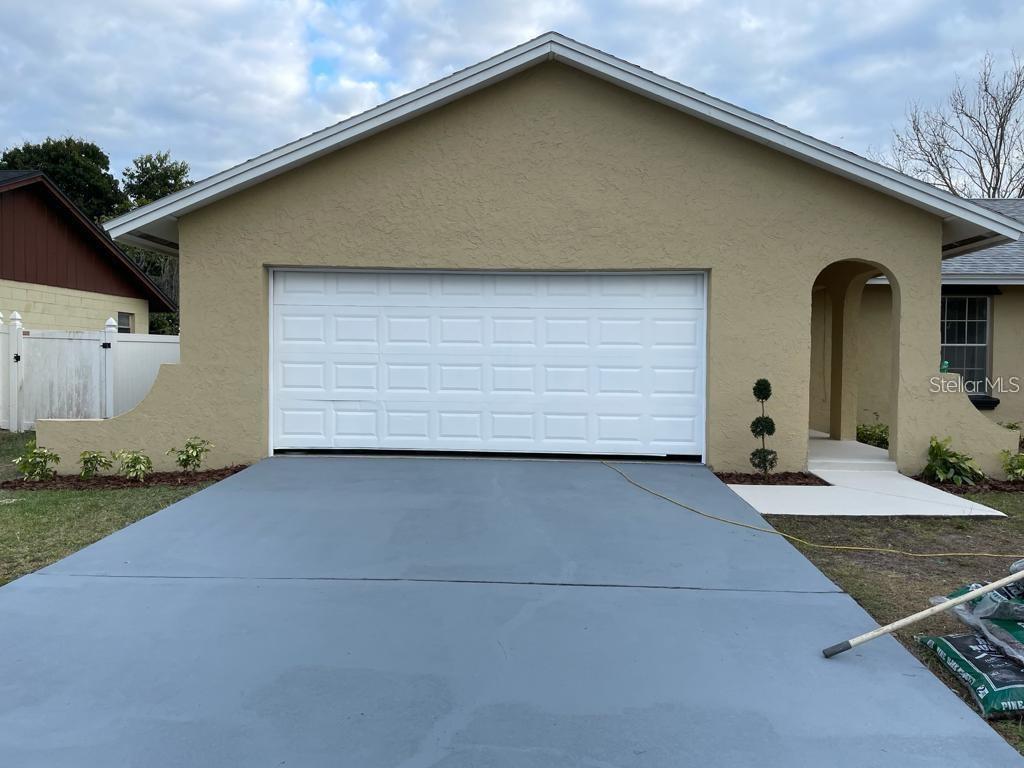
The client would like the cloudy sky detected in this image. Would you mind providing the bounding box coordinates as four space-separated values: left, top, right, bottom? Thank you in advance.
1 0 1021 181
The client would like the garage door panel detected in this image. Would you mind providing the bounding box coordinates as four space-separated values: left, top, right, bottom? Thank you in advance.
273 272 705 455
274 273 705 310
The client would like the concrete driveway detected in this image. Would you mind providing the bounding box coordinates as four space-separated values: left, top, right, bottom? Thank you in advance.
0 457 1020 766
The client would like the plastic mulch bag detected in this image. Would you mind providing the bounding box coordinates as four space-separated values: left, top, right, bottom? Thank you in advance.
980 619 1024 666
916 633 1024 718
941 580 1024 623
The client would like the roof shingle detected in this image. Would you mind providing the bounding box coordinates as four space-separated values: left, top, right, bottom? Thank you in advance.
944 199 1024 276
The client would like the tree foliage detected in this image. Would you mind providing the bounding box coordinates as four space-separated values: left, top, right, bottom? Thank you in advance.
122 151 192 208
0 137 124 221
884 53 1024 198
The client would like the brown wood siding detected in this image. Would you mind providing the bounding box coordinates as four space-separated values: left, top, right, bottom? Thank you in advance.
0 184 143 299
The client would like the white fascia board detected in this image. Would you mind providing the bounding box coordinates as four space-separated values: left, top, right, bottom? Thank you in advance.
105 37 555 243
546 38 1023 241
105 31 1024 248
869 274 1024 285
942 274 1024 285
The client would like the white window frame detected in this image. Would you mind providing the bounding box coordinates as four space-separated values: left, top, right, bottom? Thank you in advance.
940 295 991 392
117 312 135 334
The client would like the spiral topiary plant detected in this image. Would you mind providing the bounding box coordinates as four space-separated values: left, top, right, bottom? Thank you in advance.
750 378 778 475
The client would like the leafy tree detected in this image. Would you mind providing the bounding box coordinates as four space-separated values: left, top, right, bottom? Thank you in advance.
119 151 193 333
882 53 1024 198
0 137 126 221
121 151 192 208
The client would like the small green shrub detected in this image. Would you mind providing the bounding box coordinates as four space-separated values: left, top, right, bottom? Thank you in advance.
749 378 778 475
166 437 213 472
113 450 154 482
13 440 60 481
78 450 113 479
922 436 985 486
1001 450 1024 482
856 422 890 450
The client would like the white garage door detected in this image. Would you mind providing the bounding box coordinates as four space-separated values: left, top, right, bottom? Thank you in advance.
271 271 706 456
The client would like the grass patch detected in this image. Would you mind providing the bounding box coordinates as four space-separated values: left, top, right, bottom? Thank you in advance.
0 485 207 586
0 429 35 481
0 428 208 586
768 491 1024 754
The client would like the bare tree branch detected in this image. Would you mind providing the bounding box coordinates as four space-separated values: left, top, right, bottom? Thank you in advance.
880 52 1024 198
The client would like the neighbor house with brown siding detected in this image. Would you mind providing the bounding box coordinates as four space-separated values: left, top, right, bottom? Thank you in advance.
0 170 174 331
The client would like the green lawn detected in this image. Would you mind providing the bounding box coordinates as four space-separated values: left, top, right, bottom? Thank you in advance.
769 491 1024 754
0 430 208 586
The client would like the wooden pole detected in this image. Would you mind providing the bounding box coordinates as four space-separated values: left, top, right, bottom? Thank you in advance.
823 568 1024 658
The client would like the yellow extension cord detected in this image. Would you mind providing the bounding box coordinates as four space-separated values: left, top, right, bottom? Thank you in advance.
602 461 1024 561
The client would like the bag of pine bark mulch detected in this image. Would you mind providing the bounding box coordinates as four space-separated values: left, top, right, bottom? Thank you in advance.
916 633 1024 718
937 581 1024 626
980 619 1024 666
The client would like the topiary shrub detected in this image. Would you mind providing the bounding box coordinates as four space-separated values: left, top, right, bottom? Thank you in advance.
923 436 985 486
166 437 214 472
113 450 154 482
79 450 113 479
13 440 60 481
749 378 778 475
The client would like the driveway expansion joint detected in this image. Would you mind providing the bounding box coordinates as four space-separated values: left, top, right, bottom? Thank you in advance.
40 572 845 594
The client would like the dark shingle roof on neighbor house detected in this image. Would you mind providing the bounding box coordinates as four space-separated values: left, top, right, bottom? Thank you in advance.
0 169 40 183
944 199 1024 278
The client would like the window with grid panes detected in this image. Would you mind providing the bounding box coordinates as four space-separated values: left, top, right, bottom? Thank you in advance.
940 295 990 392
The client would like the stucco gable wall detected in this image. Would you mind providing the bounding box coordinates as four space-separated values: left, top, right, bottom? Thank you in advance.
41 62 945 471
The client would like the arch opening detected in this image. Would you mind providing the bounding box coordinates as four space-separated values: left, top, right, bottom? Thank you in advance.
808 259 900 463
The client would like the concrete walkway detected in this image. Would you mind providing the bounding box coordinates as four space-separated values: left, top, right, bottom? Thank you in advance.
732 434 1003 517
0 457 1019 767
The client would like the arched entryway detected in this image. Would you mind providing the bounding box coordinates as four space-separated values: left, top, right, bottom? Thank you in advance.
808 259 900 463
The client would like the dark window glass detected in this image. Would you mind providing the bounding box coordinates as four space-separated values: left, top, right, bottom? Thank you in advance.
940 296 989 392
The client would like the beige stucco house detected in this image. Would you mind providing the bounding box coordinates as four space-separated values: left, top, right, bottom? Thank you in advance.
38 33 1024 473
836 198 1024 432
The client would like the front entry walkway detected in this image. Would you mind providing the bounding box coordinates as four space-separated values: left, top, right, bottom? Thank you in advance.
0 457 1018 766
731 432 1002 517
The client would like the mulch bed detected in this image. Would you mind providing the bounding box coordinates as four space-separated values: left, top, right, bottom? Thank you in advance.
914 475 1024 495
714 471 830 486
0 465 248 491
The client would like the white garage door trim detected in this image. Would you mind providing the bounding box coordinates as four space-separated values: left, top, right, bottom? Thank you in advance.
269 269 707 460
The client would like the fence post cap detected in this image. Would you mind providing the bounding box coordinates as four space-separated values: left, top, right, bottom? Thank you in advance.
105 317 118 331
10 311 21 324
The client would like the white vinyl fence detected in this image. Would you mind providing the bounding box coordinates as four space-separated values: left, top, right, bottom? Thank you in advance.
0 313 179 431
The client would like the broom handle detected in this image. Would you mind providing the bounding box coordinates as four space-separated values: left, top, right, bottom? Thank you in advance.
823 568 1024 658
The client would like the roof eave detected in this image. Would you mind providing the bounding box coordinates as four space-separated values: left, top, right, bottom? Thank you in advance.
104 31 1024 252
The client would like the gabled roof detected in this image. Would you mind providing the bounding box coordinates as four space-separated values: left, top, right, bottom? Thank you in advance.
0 171 176 312
104 31 1024 256
0 170 39 183
943 199 1024 284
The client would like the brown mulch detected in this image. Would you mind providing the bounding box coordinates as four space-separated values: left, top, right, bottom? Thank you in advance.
0 465 248 491
914 475 1024 495
714 471 830 486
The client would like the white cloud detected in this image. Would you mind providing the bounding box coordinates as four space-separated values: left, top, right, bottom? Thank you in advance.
1 0 1022 183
